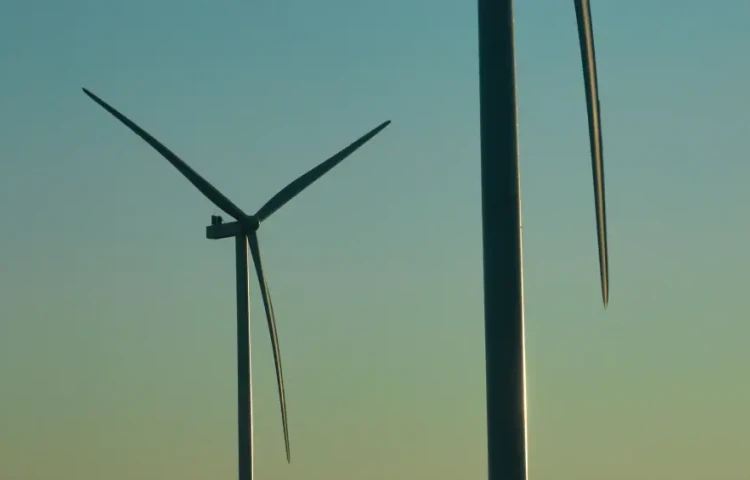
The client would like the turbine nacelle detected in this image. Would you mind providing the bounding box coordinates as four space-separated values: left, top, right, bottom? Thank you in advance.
206 215 260 240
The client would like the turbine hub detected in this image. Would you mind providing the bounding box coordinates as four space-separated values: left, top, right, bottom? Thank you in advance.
242 215 260 232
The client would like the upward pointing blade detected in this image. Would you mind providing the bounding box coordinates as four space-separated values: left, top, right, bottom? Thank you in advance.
255 120 392 222
247 231 290 462
573 0 609 307
82 88 247 221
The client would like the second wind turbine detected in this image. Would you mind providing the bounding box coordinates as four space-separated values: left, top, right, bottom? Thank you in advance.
83 88 390 480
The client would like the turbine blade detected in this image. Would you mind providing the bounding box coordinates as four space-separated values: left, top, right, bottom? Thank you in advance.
247 231 290 462
82 88 247 221
255 120 391 222
573 0 609 307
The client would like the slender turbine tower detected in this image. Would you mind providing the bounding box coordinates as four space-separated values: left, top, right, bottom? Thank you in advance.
82 88 390 480
476 0 608 479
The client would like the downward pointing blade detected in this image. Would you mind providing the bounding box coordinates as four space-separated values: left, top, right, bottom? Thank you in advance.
255 120 392 222
247 231 290 462
82 88 247 221
573 0 609 307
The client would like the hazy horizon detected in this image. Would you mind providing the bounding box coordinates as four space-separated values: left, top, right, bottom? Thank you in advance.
2 1 749 479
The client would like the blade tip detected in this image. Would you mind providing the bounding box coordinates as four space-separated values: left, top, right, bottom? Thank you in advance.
81 87 96 101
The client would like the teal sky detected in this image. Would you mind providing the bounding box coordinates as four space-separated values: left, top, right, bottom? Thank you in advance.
2 1 749 479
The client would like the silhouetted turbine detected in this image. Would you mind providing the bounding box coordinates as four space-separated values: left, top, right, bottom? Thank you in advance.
83 87 389 470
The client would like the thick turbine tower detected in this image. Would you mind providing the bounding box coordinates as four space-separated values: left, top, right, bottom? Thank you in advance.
476 0 609 479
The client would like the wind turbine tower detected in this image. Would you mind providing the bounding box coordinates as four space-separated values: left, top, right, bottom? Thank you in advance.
476 1 609 479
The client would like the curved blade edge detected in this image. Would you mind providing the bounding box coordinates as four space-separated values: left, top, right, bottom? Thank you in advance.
255 120 392 222
81 88 247 221
247 231 290 462
573 1 609 307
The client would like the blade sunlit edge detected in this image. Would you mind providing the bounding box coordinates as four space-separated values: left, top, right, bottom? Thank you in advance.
573 0 609 307
247 231 290 462
255 120 392 222
81 88 247 221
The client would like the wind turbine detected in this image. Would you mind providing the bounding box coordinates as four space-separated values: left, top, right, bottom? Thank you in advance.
82 87 390 480
476 0 608 479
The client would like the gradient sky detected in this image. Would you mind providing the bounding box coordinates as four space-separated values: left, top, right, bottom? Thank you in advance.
1 1 749 479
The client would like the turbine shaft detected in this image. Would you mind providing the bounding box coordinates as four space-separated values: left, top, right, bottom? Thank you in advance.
573 0 609 307
247 231 290 462
255 120 392 222
82 88 247 221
